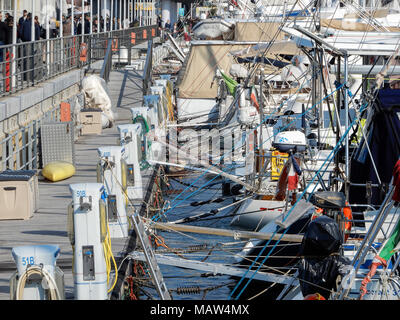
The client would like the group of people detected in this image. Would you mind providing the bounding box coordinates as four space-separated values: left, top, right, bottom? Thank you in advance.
0 9 136 46
160 17 185 36
0 9 53 45
157 15 196 40
62 14 138 36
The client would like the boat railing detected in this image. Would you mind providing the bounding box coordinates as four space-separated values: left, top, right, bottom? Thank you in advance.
335 182 396 299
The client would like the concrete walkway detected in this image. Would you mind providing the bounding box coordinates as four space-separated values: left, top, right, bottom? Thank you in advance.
0 68 148 300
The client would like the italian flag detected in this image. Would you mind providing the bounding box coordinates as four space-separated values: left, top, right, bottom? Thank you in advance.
378 219 400 263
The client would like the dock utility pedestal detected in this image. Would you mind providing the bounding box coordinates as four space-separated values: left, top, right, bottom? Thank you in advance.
10 245 64 300
68 183 109 300
97 146 129 238
117 123 144 200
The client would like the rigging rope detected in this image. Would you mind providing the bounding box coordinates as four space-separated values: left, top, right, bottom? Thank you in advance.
230 87 368 300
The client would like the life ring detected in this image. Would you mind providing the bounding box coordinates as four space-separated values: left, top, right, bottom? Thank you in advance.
79 42 87 62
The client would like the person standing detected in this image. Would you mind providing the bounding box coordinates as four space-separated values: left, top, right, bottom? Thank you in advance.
94 17 98 33
63 15 72 36
157 15 162 29
20 13 40 80
84 15 90 34
17 10 27 40
73 16 79 35
20 13 40 41
18 10 27 26
5 13 13 45
0 12 9 62
164 19 171 31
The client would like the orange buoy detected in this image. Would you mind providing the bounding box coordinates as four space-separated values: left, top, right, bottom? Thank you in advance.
342 202 353 241
304 293 326 300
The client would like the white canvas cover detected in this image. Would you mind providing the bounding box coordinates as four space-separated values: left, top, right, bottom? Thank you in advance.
81 75 115 127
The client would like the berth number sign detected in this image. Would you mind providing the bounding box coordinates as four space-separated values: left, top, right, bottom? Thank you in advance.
21 256 35 266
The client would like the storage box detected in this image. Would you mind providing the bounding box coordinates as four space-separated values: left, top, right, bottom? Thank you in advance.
0 170 39 220
80 109 102 135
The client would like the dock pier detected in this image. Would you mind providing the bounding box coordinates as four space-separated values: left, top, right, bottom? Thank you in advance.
0 31 163 300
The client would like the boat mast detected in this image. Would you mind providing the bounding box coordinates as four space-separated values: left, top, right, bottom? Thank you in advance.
335 55 341 192
344 52 349 201
257 68 264 191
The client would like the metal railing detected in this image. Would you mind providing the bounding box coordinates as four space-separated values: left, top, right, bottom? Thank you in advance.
0 104 61 171
142 39 153 95
0 25 159 98
100 40 113 83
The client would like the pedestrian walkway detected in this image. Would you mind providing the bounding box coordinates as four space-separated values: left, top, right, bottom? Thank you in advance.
0 68 151 300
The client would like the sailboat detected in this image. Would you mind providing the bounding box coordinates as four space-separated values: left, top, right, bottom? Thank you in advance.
130 0 400 301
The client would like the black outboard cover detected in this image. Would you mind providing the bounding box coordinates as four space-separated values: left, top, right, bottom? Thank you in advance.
298 216 350 299
310 191 346 210
301 215 342 256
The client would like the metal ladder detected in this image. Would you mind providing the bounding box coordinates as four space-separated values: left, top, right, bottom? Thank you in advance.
130 211 172 300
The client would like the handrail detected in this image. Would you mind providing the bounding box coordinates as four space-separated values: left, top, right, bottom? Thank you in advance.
0 25 160 172
0 25 158 98
100 40 113 83
142 39 153 95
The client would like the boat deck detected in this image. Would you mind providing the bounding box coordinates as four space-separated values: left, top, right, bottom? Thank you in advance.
0 69 150 300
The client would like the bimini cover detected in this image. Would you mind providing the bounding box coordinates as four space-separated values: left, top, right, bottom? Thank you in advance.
176 42 294 99
349 89 400 206
233 22 285 42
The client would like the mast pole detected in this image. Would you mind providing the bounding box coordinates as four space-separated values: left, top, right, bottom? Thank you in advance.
344 52 349 201
335 55 341 192
258 68 264 190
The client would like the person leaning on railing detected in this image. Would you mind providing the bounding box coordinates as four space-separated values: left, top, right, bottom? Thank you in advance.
0 12 9 63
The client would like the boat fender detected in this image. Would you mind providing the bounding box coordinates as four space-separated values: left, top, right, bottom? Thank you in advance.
303 293 325 300
42 161 75 182
311 207 324 221
239 87 246 108
342 202 352 241
359 255 387 300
